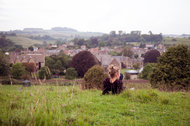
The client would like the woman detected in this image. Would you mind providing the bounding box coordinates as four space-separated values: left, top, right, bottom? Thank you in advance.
102 64 123 95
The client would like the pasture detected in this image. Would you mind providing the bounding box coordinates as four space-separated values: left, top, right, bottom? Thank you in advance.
0 82 189 126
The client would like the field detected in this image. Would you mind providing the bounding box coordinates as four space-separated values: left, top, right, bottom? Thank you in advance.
0 83 190 126
162 37 190 46
6 36 43 48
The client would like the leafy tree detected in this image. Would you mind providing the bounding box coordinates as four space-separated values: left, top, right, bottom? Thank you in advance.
83 65 108 89
45 52 71 75
11 63 25 79
150 45 190 90
0 52 10 76
121 47 134 58
139 63 155 80
65 68 78 80
28 46 34 51
70 51 100 77
133 62 140 70
38 66 52 79
0 35 23 52
22 63 37 73
144 49 160 65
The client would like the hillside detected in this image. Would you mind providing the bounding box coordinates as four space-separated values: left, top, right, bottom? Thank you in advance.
0 84 189 125
6 36 43 48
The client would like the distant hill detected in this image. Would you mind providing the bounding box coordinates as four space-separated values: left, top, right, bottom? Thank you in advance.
51 27 77 32
23 28 44 32
0 27 104 48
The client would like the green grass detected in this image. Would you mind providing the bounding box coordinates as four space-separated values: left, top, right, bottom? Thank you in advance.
0 84 190 126
121 69 136 74
162 37 190 46
7 36 43 48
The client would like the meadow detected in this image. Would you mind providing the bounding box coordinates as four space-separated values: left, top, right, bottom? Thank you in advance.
0 82 190 126
162 37 190 46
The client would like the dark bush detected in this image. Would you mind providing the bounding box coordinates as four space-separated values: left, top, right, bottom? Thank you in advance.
70 51 100 77
38 66 52 79
82 65 108 89
144 49 160 65
65 68 78 80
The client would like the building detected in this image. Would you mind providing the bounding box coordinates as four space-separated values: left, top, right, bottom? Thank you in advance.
125 70 139 80
9 53 45 70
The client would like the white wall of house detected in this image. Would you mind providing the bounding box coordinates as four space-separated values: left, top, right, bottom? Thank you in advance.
130 75 138 80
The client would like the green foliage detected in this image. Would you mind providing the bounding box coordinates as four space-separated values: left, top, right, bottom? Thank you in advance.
22 63 37 73
45 52 71 75
70 51 100 77
38 66 52 79
150 45 190 90
133 62 140 70
0 52 10 76
11 63 25 79
0 35 24 52
139 63 155 80
0 85 189 126
108 51 121 56
121 47 134 58
65 68 78 80
124 72 130 80
83 65 108 89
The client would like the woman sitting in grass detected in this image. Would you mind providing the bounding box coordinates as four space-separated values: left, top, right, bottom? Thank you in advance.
102 64 124 95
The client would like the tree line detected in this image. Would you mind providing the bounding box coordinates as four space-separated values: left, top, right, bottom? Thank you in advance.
73 31 163 48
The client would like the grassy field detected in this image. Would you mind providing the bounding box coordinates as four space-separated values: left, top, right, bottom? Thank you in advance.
0 83 189 126
6 36 43 48
162 37 190 46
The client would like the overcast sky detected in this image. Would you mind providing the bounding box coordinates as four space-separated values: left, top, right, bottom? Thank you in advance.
0 0 190 34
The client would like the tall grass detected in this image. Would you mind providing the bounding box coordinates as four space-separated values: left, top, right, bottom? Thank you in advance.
0 84 189 126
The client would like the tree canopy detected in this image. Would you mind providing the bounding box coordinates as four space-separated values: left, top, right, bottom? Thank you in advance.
150 45 190 90
70 51 100 77
45 52 71 75
0 35 23 52
0 52 10 76
144 49 160 64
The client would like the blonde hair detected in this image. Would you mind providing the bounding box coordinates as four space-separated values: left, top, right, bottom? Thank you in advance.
108 64 119 78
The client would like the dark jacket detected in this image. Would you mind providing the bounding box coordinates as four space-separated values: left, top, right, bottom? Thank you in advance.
102 78 123 95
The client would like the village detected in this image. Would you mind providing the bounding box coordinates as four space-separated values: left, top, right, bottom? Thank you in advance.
7 41 166 80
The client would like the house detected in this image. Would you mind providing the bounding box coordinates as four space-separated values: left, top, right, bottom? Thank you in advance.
125 70 139 80
95 54 121 71
9 53 45 70
81 45 86 50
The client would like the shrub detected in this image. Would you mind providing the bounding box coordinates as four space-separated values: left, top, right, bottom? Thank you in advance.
124 72 130 80
38 66 52 79
65 68 78 80
70 51 100 77
139 63 155 80
82 65 108 89
144 49 160 65
150 45 190 90
11 63 25 79
22 62 37 73
0 51 10 76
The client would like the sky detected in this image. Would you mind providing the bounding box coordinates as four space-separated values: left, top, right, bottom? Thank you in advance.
0 0 190 34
